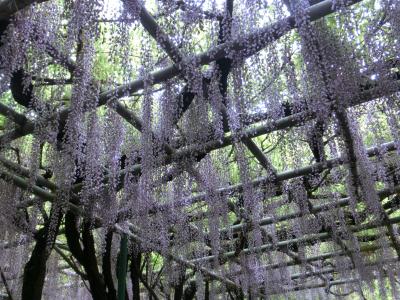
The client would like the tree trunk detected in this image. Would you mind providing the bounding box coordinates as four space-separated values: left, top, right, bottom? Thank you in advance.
21 204 63 300
102 230 117 300
130 249 141 300
65 211 109 300
183 281 196 300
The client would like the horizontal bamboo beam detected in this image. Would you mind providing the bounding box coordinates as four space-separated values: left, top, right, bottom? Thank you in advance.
1 150 397 297
98 79 400 203
227 258 398 296
289 257 398 281
3 140 398 246
271 277 360 295
189 215 400 264
98 0 362 103
1 66 398 207
0 0 363 146
0 167 82 215
226 241 393 278
0 156 56 190
146 140 398 214
0 168 54 201
218 184 400 238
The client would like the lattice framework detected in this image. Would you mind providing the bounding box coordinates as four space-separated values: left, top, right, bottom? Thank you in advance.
0 0 400 299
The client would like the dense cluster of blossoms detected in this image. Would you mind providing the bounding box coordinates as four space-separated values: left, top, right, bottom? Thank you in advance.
0 0 399 298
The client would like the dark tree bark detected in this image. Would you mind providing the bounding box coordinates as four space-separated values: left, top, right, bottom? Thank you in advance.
173 275 185 300
102 230 117 300
129 248 142 300
21 204 63 300
10 68 34 108
65 211 109 300
182 280 196 300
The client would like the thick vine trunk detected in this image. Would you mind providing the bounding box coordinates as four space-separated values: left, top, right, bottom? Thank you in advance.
102 230 117 300
65 211 109 300
130 249 142 300
21 205 63 300
182 281 196 300
174 281 184 300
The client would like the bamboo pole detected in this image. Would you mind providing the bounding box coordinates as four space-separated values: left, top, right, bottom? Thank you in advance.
0 0 364 146
189 216 400 264
142 140 398 214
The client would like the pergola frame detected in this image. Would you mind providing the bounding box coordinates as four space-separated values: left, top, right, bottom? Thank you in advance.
0 0 399 299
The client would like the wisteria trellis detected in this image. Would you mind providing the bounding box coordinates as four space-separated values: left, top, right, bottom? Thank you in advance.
0 0 400 299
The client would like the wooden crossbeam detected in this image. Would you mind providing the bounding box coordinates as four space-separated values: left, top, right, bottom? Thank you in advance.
0 0 364 146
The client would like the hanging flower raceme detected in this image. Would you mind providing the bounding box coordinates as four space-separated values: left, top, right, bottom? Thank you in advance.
0 0 400 299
